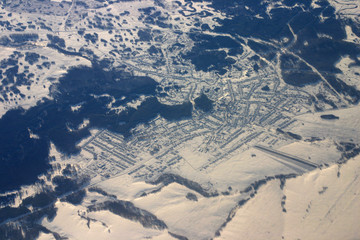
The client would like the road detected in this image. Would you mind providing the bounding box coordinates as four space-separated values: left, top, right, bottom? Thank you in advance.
254 145 319 170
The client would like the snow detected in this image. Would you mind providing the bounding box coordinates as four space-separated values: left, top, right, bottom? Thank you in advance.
214 180 284 240
328 0 360 20
0 1 358 239
127 95 148 110
177 135 214 170
28 128 40 139
95 174 160 201
278 140 341 165
206 148 296 192
134 182 241 240
0 45 92 118
71 103 83 112
37 232 55 240
283 155 360 240
41 201 175 240
215 155 360 240
0 47 15 62
335 55 360 89
345 25 360 44
291 105 360 142
284 156 360 239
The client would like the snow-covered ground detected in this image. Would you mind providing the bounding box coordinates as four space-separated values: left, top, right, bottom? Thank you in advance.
291 105 360 142
0 0 360 239
215 155 360 240
41 201 177 240
328 0 360 20
33 150 360 240
0 45 91 118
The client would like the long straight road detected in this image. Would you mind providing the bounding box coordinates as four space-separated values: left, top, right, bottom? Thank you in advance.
254 145 319 171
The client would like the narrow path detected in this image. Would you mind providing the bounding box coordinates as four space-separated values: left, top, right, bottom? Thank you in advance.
62 0 76 31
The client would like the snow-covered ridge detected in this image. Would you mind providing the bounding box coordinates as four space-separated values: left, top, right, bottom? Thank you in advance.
215 154 360 240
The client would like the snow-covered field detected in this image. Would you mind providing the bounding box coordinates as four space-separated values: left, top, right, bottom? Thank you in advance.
292 105 360 142
41 201 177 240
216 155 360 240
